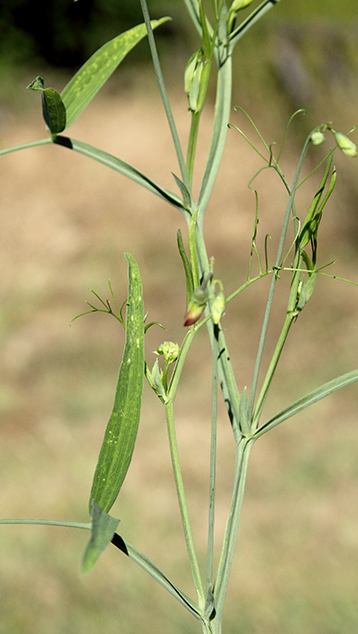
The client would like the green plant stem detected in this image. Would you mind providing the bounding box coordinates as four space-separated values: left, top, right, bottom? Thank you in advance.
0 137 52 156
164 399 205 608
139 0 191 193
121 538 202 619
248 134 312 425
197 52 232 220
205 329 219 601
168 329 197 399
213 437 254 627
0 518 91 529
187 111 201 186
196 227 241 442
252 313 294 428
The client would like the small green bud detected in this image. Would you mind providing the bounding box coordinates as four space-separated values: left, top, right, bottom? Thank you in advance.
334 132 357 157
211 291 226 324
228 0 253 31
229 0 253 11
151 358 166 400
311 130 325 146
184 50 204 113
184 50 201 95
156 341 180 364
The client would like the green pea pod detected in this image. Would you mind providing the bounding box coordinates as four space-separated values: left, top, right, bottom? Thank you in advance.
89 253 144 514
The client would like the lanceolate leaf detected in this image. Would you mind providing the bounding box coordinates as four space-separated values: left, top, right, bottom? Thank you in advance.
61 18 170 129
82 501 120 575
53 136 185 212
254 369 358 439
89 254 144 514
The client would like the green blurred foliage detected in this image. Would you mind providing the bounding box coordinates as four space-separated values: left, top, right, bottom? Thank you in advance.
1 0 358 70
0 0 186 68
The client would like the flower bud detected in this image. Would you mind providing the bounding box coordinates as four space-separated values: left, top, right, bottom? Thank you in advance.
334 132 357 157
184 50 204 113
229 0 253 11
183 301 206 327
311 130 325 146
183 273 213 327
156 341 180 364
211 291 226 324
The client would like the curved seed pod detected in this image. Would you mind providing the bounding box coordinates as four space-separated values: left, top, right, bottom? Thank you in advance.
89 253 144 514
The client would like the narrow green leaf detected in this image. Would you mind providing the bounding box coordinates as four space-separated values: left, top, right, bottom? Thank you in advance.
177 229 194 307
53 136 185 212
111 536 202 619
61 19 170 129
254 369 358 438
82 501 120 575
172 173 192 208
89 253 144 514
27 76 66 135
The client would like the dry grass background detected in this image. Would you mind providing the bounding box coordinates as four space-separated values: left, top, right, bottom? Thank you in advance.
1 65 358 634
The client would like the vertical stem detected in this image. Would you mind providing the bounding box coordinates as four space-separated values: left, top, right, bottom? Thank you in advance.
248 135 312 424
164 400 205 607
139 0 191 192
187 111 201 185
252 313 294 427
196 227 241 441
205 326 219 597
197 52 232 221
213 437 254 624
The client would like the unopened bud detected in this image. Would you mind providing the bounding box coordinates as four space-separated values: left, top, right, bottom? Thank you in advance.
229 0 253 11
184 50 204 113
311 130 325 146
156 341 180 364
211 291 226 324
334 132 357 157
183 273 213 327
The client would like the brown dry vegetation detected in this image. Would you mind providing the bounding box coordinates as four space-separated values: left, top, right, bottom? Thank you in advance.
1 76 358 633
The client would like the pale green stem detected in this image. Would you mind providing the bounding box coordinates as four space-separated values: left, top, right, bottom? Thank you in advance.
252 313 294 428
164 400 205 608
196 227 241 441
139 0 191 192
0 137 52 156
187 111 201 186
213 437 254 626
248 135 312 424
0 518 90 529
205 327 219 601
197 53 232 220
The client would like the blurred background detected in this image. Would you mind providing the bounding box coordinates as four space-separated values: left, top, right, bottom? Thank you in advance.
1 1 358 633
